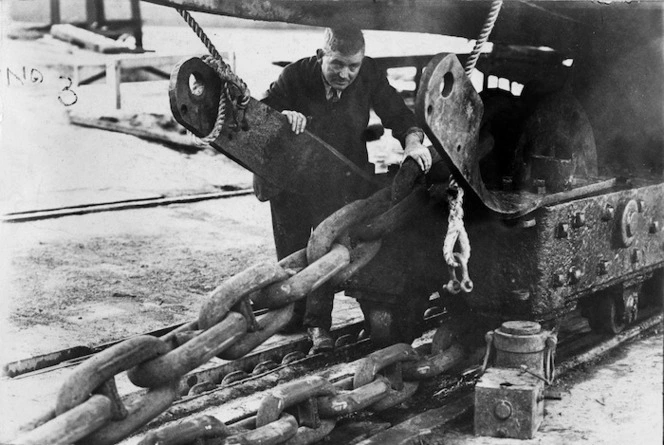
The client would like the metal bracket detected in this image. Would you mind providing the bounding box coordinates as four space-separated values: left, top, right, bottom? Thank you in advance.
169 57 381 197
416 53 542 218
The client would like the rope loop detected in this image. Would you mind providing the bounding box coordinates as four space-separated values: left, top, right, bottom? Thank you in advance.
177 8 251 144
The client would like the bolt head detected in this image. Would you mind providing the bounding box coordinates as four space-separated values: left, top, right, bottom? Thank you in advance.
494 400 513 420
569 267 583 284
650 220 660 234
553 272 566 287
557 223 570 239
598 260 610 275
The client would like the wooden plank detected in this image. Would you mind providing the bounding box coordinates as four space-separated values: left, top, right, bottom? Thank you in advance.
50 24 134 54
355 392 474 445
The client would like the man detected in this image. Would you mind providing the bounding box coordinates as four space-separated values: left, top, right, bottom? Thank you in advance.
256 26 431 353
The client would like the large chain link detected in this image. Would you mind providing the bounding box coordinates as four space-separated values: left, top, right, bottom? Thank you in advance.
13 164 446 444
135 343 467 445
11 4 489 438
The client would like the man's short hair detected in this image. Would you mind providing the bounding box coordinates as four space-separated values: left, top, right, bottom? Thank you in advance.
323 26 365 55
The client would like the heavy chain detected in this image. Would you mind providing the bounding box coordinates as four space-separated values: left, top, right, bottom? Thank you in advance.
13 158 452 444
11 7 480 440
136 343 467 445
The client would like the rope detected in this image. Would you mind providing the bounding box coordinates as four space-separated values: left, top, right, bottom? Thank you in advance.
176 8 222 60
176 8 251 144
443 177 473 294
464 0 503 76
442 0 503 292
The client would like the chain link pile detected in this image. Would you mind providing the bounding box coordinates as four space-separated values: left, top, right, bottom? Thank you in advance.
13 168 468 444
10 4 505 441
136 342 466 445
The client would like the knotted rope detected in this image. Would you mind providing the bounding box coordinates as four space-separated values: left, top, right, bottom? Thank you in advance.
176 8 251 144
442 178 473 294
443 0 503 294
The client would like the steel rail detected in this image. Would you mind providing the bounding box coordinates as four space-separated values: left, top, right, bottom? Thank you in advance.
1 189 253 223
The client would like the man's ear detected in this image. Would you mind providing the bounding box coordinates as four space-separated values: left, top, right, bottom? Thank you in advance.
316 48 325 61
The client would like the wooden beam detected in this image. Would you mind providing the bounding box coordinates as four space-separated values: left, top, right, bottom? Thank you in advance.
50 24 134 54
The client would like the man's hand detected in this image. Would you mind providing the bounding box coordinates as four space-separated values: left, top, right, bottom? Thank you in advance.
282 110 307 134
403 133 432 173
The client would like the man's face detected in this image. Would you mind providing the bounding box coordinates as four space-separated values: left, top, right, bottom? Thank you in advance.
320 48 364 91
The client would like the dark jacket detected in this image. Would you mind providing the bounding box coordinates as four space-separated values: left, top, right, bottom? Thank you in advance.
254 55 418 201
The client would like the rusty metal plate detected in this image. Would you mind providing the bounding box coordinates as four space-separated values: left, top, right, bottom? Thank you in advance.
169 57 379 196
416 53 541 217
463 181 664 321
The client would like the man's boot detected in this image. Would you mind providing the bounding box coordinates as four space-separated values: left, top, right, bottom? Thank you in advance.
307 327 334 354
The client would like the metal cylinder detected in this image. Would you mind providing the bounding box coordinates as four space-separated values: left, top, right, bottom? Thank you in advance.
493 321 549 375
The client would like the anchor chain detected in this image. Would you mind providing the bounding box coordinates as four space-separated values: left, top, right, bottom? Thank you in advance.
12 167 456 444
136 343 467 445
10 6 492 442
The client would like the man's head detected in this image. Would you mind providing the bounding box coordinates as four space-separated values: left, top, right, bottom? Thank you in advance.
317 26 365 92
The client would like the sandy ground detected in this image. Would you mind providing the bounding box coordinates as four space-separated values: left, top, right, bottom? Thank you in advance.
441 333 663 445
0 20 662 445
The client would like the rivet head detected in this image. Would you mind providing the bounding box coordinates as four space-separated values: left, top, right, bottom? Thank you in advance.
553 272 566 287
569 267 583 284
557 223 570 239
494 401 513 420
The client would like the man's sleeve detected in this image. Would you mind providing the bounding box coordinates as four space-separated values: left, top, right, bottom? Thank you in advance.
369 60 423 147
262 64 298 111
